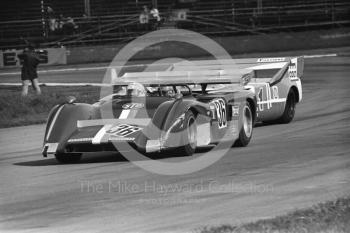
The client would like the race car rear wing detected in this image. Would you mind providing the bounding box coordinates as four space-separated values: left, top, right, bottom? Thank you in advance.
106 57 303 86
168 57 304 81
109 68 253 86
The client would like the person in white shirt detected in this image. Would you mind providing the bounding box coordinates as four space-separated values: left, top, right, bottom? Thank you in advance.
149 5 161 30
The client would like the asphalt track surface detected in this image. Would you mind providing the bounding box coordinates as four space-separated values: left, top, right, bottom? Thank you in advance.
0 56 350 233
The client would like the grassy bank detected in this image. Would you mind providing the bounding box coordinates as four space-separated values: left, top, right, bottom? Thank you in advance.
0 86 100 128
200 197 350 233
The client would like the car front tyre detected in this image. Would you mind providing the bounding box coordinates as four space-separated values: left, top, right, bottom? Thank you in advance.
234 102 253 147
176 110 197 156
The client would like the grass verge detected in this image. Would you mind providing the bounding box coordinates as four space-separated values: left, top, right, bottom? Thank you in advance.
199 197 350 233
0 86 100 128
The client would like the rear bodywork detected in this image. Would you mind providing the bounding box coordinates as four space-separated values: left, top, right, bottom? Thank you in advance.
169 57 303 122
42 71 256 158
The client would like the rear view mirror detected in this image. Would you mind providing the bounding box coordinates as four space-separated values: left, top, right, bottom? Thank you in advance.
66 96 76 104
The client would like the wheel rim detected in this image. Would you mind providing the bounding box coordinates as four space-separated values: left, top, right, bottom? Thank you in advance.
243 105 253 138
187 117 197 149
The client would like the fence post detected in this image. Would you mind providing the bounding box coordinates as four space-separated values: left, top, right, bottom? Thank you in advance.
85 0 91 17
41 0 47 38
153 0 158 8
257 0 262 14
331 0 335 22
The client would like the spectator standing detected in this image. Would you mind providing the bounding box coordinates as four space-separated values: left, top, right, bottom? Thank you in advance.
17 45 41 96
57 14 65 31
250 9 258 28
81 14 91 32
47 6 57 32
149 5 161 30
57 14 78 35
64 17 79 34
139 5 150 30
231 3 235 24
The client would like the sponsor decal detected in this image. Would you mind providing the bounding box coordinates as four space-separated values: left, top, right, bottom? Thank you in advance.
109 136 135 141
257 57 285 63
106 124 142 137
122 103 144 109
1 48 66 68
211 98 227 129
68 138 93 143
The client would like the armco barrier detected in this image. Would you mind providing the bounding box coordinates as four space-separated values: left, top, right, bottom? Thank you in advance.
0 47 67 68
65 28 350 64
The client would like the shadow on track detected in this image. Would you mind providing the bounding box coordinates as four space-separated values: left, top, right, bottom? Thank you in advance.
12 150 211 166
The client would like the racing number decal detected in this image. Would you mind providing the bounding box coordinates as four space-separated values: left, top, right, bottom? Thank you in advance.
288 62 297 79
272 86 279 99
122 103 144 109
257 85 279 111
212 99 227 129
107 124 142 137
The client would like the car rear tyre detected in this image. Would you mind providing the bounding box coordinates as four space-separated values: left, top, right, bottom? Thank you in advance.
55 153 82 164
277 89 296 124
234 102 253 147
176 110 197 156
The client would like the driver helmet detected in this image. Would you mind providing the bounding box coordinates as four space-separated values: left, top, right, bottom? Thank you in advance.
161 86 175 97
126 82 146 97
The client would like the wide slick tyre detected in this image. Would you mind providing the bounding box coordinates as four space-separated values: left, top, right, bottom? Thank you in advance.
175 110 197 156
277 89 296 124
55 153 82 164
234 102 253 147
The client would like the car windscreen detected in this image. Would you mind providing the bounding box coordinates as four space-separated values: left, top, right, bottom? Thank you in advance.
254 69 280 79
113 84 191 97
